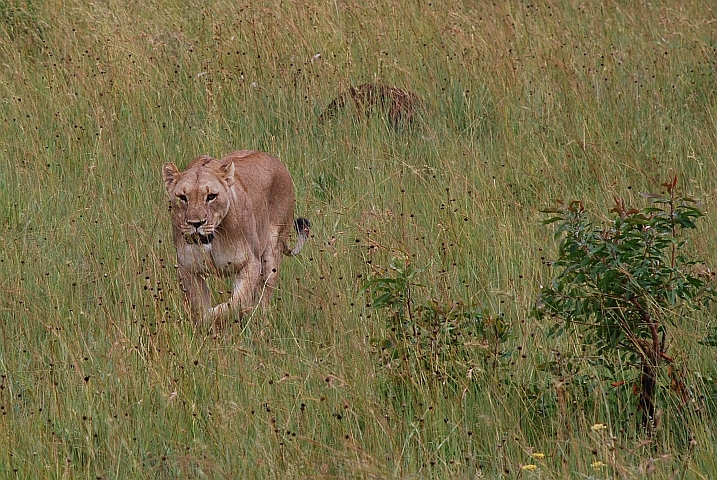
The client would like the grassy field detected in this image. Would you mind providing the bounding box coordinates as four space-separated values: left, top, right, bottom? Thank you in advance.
1 0 717 478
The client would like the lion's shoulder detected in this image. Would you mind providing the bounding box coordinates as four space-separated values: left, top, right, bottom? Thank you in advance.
231 150 259 159
184 155 217 170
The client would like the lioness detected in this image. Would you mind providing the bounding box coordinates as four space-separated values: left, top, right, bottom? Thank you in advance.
162 150 310 326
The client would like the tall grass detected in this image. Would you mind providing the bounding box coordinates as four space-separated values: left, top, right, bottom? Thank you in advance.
1 0 716 477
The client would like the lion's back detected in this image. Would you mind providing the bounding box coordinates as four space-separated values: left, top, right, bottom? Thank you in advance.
223 150 296 230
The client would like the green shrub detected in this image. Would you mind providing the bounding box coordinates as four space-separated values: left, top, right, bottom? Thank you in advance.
536 177 716 431
363 257 510 390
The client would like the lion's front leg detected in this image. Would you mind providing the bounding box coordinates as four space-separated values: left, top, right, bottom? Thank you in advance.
210 259 262 324
178 266 211 324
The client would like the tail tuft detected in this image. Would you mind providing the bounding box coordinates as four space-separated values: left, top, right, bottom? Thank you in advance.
288 217 310 256
295 217 311 233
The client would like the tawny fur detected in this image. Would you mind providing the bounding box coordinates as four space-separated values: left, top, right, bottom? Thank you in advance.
162 150 309 327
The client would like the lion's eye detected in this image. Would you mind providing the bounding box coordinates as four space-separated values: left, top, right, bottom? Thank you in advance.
177 194 187 203
206 193 218 202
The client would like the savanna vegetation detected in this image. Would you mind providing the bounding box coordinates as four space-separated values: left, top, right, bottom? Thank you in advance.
1 0 717 478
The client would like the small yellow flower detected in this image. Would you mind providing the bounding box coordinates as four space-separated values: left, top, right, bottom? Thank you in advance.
591 461 606 470
591 423 608 431
531 452 546 459
521 464 538 471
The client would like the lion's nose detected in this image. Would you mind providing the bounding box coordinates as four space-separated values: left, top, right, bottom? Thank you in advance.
188 220 206 229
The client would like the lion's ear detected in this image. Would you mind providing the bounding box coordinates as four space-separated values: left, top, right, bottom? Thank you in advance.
162 162 181 192
219 160 235 186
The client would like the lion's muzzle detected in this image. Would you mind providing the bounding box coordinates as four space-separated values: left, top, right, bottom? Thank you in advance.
184 232 215 245
183 220 215 245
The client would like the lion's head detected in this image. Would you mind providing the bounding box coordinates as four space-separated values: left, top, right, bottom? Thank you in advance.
162 156 235 245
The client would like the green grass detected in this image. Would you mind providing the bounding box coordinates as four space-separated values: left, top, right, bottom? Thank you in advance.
1 0 717 478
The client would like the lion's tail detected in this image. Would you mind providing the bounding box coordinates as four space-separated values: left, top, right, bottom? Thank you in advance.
285 217 310 256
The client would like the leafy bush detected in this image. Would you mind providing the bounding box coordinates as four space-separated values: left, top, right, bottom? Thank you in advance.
536 177 716 430
362 258 510 389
